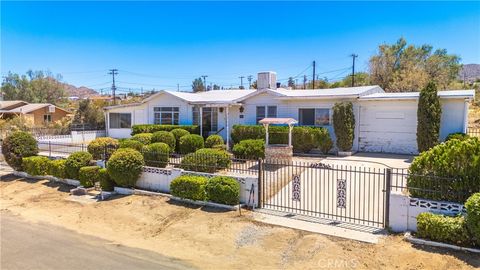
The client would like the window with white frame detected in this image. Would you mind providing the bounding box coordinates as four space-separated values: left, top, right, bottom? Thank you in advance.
256 105 277 123
298 108 330 126
154 107 179 125
43 114 52 123
109 113 131 128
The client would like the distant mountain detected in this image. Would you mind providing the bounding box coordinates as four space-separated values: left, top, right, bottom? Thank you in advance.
459 64 480 83
63 83 98 98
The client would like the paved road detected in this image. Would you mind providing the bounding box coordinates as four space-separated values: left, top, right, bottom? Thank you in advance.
1 213 195 270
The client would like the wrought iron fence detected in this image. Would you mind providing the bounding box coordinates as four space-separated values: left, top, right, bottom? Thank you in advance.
37 141 88 157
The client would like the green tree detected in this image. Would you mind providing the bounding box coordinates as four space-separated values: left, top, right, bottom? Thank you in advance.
192 78 205 92
287 77 295 88
369 38 460 92
1 70 66 104
417 82 442 152
213 84 220 90
72 99 105 128
332 102 355 152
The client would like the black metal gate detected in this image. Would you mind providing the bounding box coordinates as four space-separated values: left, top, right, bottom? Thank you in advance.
258 160 390 228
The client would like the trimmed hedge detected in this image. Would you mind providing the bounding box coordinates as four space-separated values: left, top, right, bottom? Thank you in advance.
119 139 145 152
65 151 93 179
151 131 176 151
171 128 190 152
205 176 240 205
47 159 67 179
143 142 170 168
180 148 231 173
231 125 264 144
79 166 100 187
22 156 50 176
87 137 119 160
107 148 144 188
131 133 153 145
205 135 224 148
407 137 480 203
332 102 355 152
416 212 470 247
99 168 115 191
179 134 204 154
465 193 480 246
445 132 469 142
132 124 199 135
232 139 265 159
170 175 207 201
2 131 38 170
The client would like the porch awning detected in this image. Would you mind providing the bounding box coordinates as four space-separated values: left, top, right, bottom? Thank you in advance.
259 118 298 125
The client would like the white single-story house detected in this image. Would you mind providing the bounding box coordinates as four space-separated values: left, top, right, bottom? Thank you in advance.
104 72 475 155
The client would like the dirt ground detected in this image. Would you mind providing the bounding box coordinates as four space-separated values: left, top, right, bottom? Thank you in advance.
469 104 480 128
1 174 479 270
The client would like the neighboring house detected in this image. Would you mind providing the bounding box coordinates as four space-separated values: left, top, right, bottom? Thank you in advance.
104 72 475 154
0 100 71 126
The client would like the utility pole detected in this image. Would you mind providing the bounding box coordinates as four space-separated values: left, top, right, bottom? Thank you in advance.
312 61 316 89
247 75 253 89
303 75 307 89
201 75 208 91
239 76 245 89
177 84 180 91
295 79 298 90
108 69 118 105
350 54 358 87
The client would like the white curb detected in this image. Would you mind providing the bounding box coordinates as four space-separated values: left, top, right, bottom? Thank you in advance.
404 232 480 253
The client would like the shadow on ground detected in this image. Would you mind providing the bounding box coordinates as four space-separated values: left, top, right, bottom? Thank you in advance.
410 243 480 268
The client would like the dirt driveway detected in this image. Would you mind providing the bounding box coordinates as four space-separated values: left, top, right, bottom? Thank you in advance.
1 173 478 270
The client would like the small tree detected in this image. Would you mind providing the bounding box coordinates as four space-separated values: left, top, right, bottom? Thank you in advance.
332 102 355 152
417 81 441 152
192 78 205 92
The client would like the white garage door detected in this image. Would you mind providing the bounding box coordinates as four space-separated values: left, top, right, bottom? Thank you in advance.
358 102 418 154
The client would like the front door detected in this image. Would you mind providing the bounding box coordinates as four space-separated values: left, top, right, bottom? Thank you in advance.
202 107 218 137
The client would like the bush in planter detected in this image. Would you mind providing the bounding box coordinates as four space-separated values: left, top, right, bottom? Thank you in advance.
131 133 153 145
79 166 100 188
170 175 207 201
417 82 441 152
407 137 480 203
180 148 231 173
87 137 119 160
131 124 199 135
107 148 144 188
332 102 355 152
232 139 265 159
313 128 334 154
1 131 38 170
22 156 50 176
445 132 469 142
179 134 204 154
143 142 170 168
205 135 224 148
171 128 190 152
118 139 145 152
205 176 240 205
465 193 480 246
231 125 265 144
151 131 176 151
416 212 470 246
99 168 115 191
65 151 93 179
47 159 67 179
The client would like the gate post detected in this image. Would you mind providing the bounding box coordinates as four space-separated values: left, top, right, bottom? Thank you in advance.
257 158 263 208
385 168 392 228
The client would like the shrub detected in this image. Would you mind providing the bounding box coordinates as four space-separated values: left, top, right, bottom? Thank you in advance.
87 137 119 160
171 128 190 152
79 166 100 188
465 193 480 246
143 142 170 168
47 159 67 179
205 176 240 205
107 148 144 188
22 156 50 176
179 134 204 154
407 137 480 202
180 148 231 173
417 82 441 152
292 127 316 153
1 131 38 170
416 212 470 246
170 175 207 201
131 133 153 145
232 139 265 159
131 124 199 135
151 131 176 150
332 102 355 152
118 139 145 152
65 151 93 179
313 128 334 154
445 132 469 142
231 125 265 144
268 126 288 145
205 135 224 148
99 168 115 191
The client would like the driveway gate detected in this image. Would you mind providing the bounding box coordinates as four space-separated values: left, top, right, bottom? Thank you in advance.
258 160 391 228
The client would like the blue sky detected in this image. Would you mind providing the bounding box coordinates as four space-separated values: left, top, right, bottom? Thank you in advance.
1 1 480 93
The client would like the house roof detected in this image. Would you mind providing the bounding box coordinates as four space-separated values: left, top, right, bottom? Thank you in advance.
0 103 71 114
163 89 257 103
359 90 475 100
270 85 384 99
0 100 28 110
